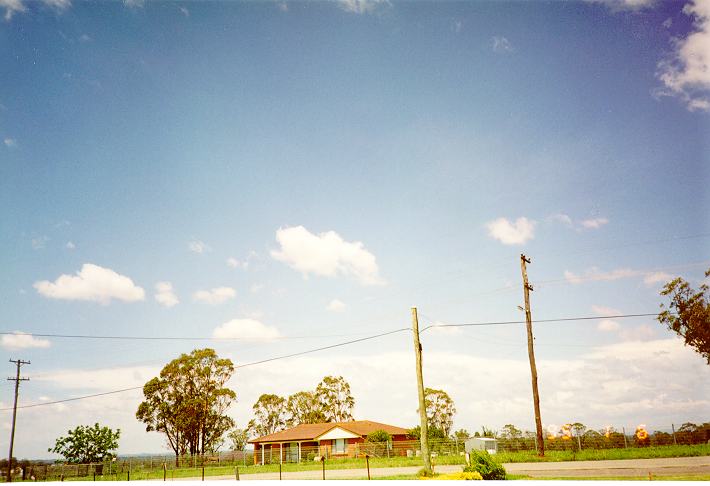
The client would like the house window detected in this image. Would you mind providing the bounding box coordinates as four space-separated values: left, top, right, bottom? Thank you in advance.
334 439 346 454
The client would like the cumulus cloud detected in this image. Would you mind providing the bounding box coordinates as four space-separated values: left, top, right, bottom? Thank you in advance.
271 226 385 285
193 286 236 304
580 217 609 229
337 0 387 14
33 263 145 304
567 267 679 287
1 332 51 350
226 251 257 270
42 0 71 10
619 324 657 341
178 5 188 16
188 240 210 254
212 318 282 341
492 36 513 53
548 213 609 231
655 0 710 112
0 0 25 20
643 271 674 286
589 0 655 12
65 241 76 250
326 299 347 312
597 319 621 332
485 217 536 245
154 281 179 308
4 137 17 147
564 267 639 284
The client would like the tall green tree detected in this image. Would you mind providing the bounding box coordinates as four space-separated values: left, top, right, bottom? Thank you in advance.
658 268 710 363
286 391 326 427
423 388 456 436
49 423 120 463
248 394 287 437
316 376 355 422
500 424 523 439
136 348 236 462
227 428 249 452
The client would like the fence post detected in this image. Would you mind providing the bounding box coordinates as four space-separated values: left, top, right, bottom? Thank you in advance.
127 471 130 481
321 456 325 480
163 463 167 481
201 466 204 481
235 466 240 481
365 454 370 480
672 424 677 445
279 462 282 480
622 428 628 448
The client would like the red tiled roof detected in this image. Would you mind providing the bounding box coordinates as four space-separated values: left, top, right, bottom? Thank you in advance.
249 420 410 443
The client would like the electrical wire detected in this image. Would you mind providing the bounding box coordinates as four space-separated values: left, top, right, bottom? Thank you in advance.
419 313 662 333
0 327 410 411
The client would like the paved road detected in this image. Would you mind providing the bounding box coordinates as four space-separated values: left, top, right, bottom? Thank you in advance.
164 455 710 480
504 455 710 478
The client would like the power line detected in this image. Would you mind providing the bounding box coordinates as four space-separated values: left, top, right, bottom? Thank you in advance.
419 313 661 333
0 327 410 411
0 329 390 342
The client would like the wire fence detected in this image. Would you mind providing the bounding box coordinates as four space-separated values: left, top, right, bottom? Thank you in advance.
4 423 709 481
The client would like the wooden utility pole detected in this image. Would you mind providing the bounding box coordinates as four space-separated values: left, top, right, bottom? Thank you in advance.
411 308 432 474
520 255 544 457
7 359 30 482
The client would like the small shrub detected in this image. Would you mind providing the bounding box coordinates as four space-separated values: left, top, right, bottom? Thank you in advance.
464 451 506 480
418 467 435 478
425 471 483 480
306 453 316 462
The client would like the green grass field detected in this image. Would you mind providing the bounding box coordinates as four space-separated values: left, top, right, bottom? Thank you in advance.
45 443 710 481
496 443 710 463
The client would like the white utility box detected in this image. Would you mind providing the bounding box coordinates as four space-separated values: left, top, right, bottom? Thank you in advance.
464 437 498 455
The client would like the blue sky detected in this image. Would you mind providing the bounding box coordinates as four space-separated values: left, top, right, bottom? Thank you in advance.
1 0 709 458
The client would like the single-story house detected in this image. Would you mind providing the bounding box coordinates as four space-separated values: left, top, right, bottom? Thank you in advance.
249 420 410 464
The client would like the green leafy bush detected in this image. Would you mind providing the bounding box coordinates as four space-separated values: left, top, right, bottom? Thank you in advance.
418 468 435 478
463 451 506 480
366 430 392 443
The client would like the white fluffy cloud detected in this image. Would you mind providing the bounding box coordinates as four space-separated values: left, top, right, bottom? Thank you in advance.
1 0 70 20
1 332 51 350
564 267 639 284
226 251 257 269
589 0 655 12
597 319 620 332
188 240 210 254
580 217 609 229
548 213 609 231
337 0 387 14
643 271 674 286
485 217 536 245
193 286 236 304
656 0 710 112
492 36 513 53
0 0 25 20
212 318 282 341
3 137 17 147
154 281 179 308
271 226 384 286
326 299 347 312
566 267 678 287
65 241 76 250
33 263 145 304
